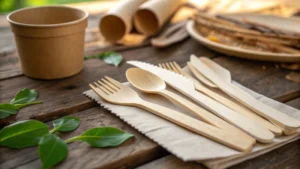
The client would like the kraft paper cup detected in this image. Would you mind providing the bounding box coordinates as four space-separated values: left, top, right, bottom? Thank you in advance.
133 0 187 35
7 6 88 79
99 0 147 42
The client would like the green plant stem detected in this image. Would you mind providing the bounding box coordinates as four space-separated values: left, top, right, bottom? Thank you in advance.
49 128 58 134
64 136 79 144
14 101 43 109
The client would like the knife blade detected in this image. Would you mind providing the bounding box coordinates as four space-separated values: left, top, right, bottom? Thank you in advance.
127 60 274 143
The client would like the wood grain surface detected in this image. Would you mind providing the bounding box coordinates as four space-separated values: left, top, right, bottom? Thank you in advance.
137 139 300 169
0 13 299 169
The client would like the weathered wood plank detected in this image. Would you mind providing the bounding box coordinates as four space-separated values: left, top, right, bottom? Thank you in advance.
0 107 167 169
0 38 215 126
136 155 205 169
286 97 300 110
136 140 300 169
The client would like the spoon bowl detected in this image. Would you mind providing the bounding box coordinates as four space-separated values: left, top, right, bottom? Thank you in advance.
126 68 166 93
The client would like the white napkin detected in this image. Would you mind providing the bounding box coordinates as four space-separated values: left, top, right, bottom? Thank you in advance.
84 80 299 169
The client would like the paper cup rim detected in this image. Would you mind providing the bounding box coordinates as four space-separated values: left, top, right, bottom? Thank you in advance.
7 5 89 28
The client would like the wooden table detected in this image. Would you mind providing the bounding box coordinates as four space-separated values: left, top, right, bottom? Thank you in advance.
0 13 299 169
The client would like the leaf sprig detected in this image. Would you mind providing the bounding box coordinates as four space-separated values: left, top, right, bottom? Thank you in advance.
0 88 42 119
84 51 123 67
0 116 134 169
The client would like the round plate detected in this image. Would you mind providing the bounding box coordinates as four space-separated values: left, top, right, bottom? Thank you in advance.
186 19 300 62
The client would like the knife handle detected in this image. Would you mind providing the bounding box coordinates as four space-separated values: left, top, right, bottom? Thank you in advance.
158 89 255 141
195 83 283 136
187 90 274 143
136 100 255 152
227 82 300 131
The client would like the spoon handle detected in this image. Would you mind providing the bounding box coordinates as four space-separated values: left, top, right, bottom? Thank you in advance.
136 99 255 152
159 90 254 140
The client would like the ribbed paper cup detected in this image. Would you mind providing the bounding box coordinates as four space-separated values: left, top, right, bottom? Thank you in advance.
7 6 88 79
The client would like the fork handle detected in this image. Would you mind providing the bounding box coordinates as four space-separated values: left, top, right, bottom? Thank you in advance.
135 100 255 152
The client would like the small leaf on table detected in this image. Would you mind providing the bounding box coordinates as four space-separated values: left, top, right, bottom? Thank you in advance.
84 51 123 66
0 120 49 148
66 127 134 147
10 88 39 104
52 116 80 132
38 134 68 169
101 52 123 66
0 104 18 119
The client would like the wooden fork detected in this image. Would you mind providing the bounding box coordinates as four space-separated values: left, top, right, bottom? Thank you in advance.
159 62 283 136
89 77 254 152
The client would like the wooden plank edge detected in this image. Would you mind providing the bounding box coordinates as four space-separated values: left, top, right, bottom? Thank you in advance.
275 90 300 103
0 100 96 127
135 140 300 169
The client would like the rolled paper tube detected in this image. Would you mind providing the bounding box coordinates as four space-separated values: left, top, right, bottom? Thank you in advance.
99 0 147 42
134 0 187 35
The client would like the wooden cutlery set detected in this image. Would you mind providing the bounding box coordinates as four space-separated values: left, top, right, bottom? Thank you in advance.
89 55 300 152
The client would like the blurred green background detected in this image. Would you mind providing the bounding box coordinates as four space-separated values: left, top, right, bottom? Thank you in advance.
0 0 98 13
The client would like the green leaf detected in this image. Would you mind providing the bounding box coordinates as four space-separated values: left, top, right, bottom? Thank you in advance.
38 134 68 169
0 120 49 148
84 51 123 66
0 112 11 119
102 52 123 66
52 116 80 133
10 88 39 104
0 103 19 119
65 127 133 147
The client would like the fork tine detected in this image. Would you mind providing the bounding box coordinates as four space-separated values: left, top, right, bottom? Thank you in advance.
102 78 119 91
159 63 165 69
158 63 163 68
89 84 108 97
173 62 185 75
98 80 115 93
94 82 110 95
165 63 172 71
169 62 180 74
104 76 123 88
162 63 168 70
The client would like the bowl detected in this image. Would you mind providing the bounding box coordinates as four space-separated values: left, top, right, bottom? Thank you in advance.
7 6 88 79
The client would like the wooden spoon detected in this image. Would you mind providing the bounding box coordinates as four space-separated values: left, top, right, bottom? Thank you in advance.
126 67 257 143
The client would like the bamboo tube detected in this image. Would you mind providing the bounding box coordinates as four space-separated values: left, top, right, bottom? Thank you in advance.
99 0 147 42
133 0 187 35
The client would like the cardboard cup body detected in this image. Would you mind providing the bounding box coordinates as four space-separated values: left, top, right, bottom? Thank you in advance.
99 0 147 42
7 6 88 79
134 0 187 35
